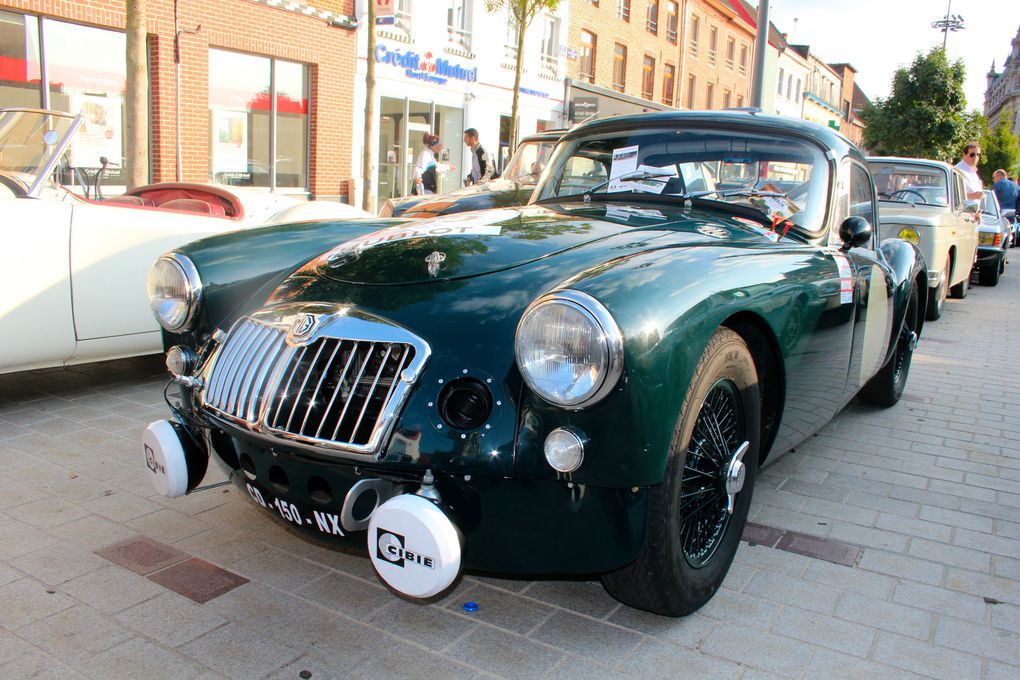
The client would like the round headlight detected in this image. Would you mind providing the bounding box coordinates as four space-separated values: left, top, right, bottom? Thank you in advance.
515 290 623 408
896 226 920 245
147 253 202 331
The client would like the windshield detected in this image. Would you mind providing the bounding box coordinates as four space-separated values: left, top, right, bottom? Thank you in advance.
502 139 557 183
536 127 830 230
869 161 949 206
0 109 79 194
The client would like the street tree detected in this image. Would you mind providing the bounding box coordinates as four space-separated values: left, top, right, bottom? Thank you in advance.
979 107 1020 185
484 0 560 154
362 0 377 212
860 46 969 163
125 0 148 189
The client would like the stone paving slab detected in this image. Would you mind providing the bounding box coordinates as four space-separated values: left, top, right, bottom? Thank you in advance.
1 272 1020 678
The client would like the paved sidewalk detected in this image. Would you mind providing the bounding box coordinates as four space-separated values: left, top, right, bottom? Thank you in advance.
1 273 1019 679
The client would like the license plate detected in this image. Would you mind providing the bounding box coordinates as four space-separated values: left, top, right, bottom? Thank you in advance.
244 482 348 538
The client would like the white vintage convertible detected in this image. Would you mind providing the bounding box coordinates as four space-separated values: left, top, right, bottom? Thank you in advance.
1 108 368 374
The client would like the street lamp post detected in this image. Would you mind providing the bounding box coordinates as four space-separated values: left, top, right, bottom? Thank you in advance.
931 0 964 50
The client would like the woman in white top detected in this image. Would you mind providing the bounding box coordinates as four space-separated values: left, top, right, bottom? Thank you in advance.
414 134 449 195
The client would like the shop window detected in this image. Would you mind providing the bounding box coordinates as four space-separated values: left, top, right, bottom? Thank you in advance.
662 63 675 106
208 49 308 192
613 44 627 93
0 10 42 108
580 31 596 84
43 18 129 186
641 56 655 100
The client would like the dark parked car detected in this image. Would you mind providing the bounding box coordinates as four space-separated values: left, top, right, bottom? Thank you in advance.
379 130 561 218
143 111 925 616
976 190 1011 285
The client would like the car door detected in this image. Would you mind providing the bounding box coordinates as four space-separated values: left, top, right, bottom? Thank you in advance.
833 160 895 397
0 196 76 371
950 168 979 273
68 200 231 350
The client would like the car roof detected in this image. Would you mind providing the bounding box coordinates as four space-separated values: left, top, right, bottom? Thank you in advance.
563 109 859 161
520 130 566 143
866 156 955 172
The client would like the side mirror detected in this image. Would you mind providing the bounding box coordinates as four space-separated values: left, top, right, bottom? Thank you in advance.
839 216 872 251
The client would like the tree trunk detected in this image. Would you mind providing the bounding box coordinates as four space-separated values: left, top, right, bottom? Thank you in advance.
510 11 526 154
361 1 377 213
125 0 149 189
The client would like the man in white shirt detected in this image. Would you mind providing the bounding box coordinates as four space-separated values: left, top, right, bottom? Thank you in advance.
955 142 985 200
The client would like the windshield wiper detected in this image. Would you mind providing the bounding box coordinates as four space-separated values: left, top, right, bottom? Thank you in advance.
680 188 788 200
582 169 674 203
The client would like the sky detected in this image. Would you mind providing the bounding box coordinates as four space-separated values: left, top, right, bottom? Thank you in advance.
765 0 1019 111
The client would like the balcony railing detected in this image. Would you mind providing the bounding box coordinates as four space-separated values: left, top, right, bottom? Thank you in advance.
448 25 472 52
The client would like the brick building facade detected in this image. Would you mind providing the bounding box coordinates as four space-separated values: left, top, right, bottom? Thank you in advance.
680 0 754 111
0 0 358 200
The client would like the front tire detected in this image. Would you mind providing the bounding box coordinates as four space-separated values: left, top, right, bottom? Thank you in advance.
601 328 760 616
860 282 919 407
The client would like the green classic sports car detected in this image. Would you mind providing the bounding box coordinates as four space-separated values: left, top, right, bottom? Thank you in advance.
142 111 927 616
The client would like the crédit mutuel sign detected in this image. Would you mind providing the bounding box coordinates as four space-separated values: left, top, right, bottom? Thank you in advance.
374 44 478 85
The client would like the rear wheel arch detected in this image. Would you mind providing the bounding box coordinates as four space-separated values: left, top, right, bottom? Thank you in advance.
722 313 784 465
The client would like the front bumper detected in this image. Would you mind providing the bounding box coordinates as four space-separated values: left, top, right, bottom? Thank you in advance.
205 420 649 575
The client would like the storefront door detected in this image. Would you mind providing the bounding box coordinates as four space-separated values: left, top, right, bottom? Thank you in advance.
378 97 463 199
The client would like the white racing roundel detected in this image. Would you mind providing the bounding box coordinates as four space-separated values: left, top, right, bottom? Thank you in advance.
368 494 462 599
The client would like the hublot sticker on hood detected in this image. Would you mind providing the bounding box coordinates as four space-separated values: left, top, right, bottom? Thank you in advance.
325 223 503 266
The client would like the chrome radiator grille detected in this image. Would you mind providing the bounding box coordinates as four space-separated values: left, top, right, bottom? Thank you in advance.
200 309 427 459
264 338 414 446
203 319 290 424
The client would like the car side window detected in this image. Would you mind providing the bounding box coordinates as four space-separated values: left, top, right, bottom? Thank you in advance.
952 172 964 209
830 161 876 247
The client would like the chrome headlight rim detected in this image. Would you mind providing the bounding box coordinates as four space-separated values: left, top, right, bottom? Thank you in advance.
149 252 203 332
515 289 624 409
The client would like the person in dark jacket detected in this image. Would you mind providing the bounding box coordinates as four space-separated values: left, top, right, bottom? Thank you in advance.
463 128 494 186
992 169 1018 212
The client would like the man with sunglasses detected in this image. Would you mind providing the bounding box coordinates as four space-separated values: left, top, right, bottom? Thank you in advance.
955 142 986 200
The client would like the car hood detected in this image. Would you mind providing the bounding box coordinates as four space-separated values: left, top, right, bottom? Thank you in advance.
289 203 785 287
402 179 533 217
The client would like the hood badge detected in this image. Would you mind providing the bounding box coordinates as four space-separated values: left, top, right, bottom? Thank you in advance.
327 249 360 268
290 313 317 341
697 225 730 239
425 251 447 278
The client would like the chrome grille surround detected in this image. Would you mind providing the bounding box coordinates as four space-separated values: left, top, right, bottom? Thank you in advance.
199 303 431 461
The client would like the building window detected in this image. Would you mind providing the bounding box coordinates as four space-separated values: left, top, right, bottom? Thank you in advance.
504 14 520 59
617 0 630 20
209 49 309 192
580 30 596 83
613 43 627 92
737 94 744 107
795 78 802 102
708 26 717 66
706 81 714 109
689 15 699 58
739 44 747 75
666 1 678 44
394 0 412 35
646 0 658 34
662 63 675 106
540 15 559 74
687 75 696 108
447 0 471 51
642 56 655 100
723 89 731 109
725 37 735 71
777 67 785 95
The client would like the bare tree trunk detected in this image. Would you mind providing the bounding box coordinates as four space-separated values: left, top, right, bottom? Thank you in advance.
510 11 525 153
361 1 377 212
125 0 149 189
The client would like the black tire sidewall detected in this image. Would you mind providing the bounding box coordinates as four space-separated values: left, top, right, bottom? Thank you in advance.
661 330 761 612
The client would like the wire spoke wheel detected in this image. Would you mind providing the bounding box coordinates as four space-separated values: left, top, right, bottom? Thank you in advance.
680 379 743 567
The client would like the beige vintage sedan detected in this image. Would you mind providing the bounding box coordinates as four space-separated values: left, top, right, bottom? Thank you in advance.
868 157 979 320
